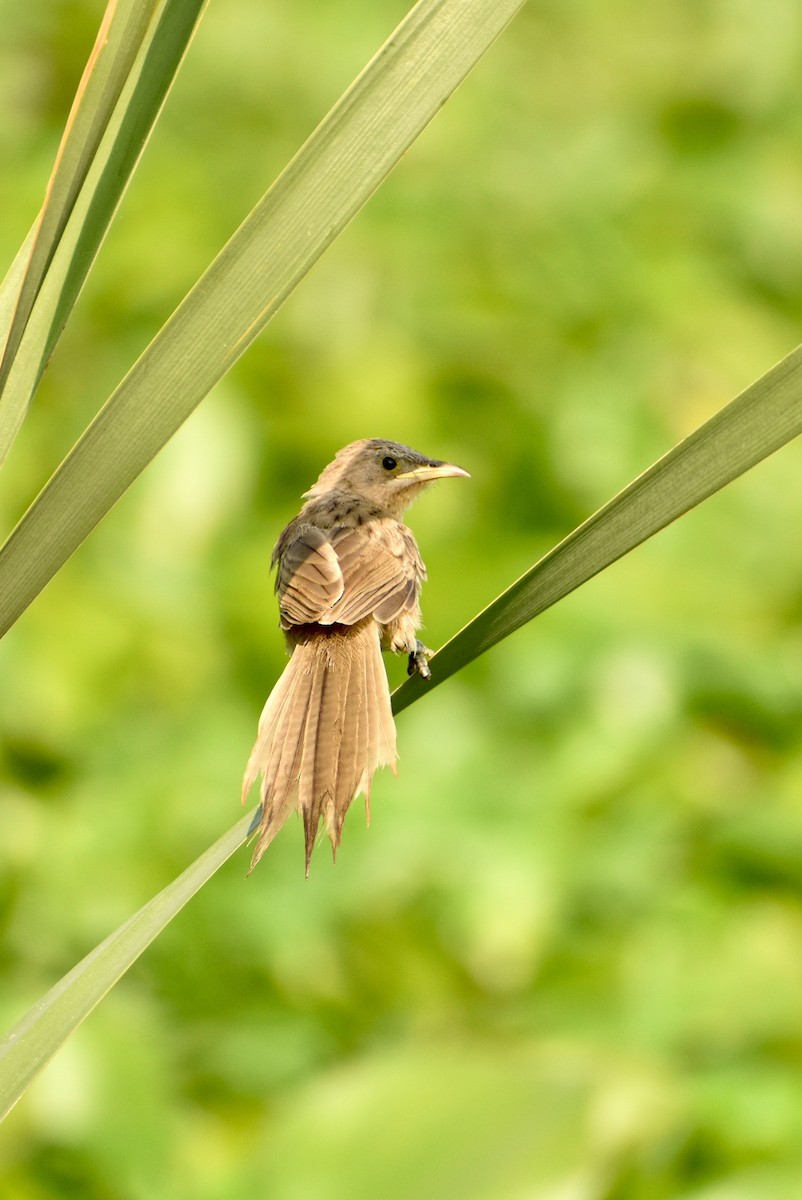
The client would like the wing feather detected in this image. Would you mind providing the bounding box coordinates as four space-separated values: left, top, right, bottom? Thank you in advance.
276 517 424 630
323 522 423 625
276 526 344 627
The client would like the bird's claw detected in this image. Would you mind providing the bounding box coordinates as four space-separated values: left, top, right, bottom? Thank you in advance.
408 641 433 680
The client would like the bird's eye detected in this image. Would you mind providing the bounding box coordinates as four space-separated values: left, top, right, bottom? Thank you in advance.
381 456 397 471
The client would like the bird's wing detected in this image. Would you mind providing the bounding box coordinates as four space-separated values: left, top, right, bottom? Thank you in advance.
276 519 424 629
275 525 345 627
322 520 425 626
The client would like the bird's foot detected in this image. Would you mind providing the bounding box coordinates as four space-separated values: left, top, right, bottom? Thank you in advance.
408 640 433 680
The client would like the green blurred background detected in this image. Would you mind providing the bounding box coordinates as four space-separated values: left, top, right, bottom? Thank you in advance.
3 1 802 1197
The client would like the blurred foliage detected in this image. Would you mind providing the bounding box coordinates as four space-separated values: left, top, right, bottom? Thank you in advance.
2 0 802 1197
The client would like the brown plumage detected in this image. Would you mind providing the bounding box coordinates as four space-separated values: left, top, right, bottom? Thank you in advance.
242 438 469 873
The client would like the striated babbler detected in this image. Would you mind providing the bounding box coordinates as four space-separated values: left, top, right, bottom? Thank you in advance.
242 438 469 873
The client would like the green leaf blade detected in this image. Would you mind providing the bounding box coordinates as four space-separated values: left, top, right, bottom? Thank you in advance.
0 813 251 1122
393 345 802 715
0 0 156 370
0 0 208 465
0 227 37 455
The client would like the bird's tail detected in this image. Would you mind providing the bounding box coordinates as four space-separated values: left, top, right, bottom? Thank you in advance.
242 620 398 873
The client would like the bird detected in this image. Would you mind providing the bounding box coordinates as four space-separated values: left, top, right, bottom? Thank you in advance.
242 437 469 874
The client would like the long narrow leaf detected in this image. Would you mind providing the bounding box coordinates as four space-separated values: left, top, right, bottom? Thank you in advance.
0 228 36 345
393 344 802 715
0 0 150 377
0 0 207 465
0 0 527 636
0 812 252 1122
0 228 36 455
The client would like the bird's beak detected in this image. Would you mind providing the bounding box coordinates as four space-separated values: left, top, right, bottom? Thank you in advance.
396 461 470 482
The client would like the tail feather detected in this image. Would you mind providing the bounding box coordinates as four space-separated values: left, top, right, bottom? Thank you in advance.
369 639 398 772
299 648 334 871
257 668 307 848
334 640 366 843
244 620 397 872
320 652 350 860
261 668 306 808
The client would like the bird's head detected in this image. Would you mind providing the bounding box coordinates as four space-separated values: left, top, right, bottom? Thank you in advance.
303 438 470 516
